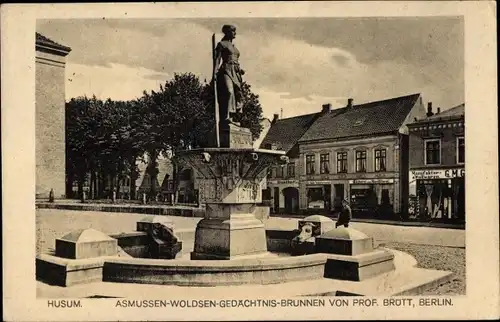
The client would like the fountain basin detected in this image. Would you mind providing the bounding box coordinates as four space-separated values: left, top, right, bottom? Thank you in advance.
102 254 327 286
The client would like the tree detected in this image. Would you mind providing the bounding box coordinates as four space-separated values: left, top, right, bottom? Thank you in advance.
65 71 265 203
137 72 209 197
66 96 101 198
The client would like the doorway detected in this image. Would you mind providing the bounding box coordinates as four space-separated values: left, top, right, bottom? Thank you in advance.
283 187 299 214
273 187 280 213
333 184 344 212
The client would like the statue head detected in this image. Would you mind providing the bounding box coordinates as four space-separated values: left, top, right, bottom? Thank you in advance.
222 24 237 39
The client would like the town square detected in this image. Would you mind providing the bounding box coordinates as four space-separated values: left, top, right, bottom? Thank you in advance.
32 16 469 298
2 1 499 321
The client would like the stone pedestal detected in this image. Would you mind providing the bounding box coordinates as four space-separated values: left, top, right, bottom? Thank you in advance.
220 123 253 148
191 205 267 260
315 227 374 256
55 228 117 259
315 227 395 281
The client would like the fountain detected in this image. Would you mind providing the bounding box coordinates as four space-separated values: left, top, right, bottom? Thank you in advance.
35 26 454 296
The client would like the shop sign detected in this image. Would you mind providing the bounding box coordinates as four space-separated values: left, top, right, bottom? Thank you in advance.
305 180 331 185
349 179 394 184
267 180 299 186
410 168 465 180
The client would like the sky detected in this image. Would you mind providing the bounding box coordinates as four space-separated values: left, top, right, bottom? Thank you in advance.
37 17 464 119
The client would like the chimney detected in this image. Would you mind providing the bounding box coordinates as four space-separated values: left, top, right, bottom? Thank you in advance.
347 98 353 109
321 103 332 113
437 107 441 114
427 102 434 117
272 113 279 124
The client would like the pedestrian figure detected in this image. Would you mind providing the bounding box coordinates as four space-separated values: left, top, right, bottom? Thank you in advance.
336 199 352 228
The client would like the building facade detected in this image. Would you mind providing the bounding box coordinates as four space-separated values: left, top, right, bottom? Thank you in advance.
407 103 465 222
260 112 323 214
297 94 426 218
36 33 71 198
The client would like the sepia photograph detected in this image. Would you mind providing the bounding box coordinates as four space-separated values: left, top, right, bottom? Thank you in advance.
2 2 498 321
34 15 465 299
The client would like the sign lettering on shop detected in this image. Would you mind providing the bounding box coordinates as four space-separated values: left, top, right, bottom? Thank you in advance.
267 180 299 185
305 181 330 185
410 168 465 180
351 179 394 184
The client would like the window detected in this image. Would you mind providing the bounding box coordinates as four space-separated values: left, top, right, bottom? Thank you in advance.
320 153 330 174
267 167 273 178
276 165 284 178
425 139 441 165
356 151 367 172
306 155 315 175
375 149 387 172
337 152 348 173
457 137 465 164
287 163 295 177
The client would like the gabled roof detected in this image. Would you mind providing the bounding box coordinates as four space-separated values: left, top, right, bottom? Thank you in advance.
259 112 321 152
36 32 71 54
299 93 421 142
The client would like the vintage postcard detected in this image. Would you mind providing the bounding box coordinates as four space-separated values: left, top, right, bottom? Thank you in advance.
2 1 498 321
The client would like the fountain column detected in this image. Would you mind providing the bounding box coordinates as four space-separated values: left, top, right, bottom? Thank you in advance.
177 125 286 260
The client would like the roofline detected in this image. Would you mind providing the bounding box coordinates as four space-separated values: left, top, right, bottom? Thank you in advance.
272 111 321 123
298 130 399 144
408 114 465 127
36 39 72 57
349 93 421 110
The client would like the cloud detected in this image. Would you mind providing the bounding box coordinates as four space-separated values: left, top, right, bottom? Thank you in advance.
255 87 347 119
65 63 170 101
38 18 463 113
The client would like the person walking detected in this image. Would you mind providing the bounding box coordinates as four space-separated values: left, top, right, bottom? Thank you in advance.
336 199 352 228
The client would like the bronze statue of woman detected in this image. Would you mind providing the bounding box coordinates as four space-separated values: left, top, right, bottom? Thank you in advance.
214 24 245 126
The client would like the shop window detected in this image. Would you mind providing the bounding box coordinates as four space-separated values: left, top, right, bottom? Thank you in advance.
356 151 367 172
457 137 465 164
417 179 453 220
320 153 330 174
306 155 315 175
287 162 295 177
375 149 387 172
425 139 441 165
350 184 378 214
307 187 326 209
337 152 348 173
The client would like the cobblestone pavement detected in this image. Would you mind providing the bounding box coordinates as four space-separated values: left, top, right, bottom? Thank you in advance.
36 209 465 255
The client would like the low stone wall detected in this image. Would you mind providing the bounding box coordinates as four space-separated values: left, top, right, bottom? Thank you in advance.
36 202 206 217
103 254 327 286
36 202 271 221
36 254 107 287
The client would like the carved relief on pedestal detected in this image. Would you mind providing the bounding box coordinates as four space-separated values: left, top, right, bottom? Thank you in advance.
177 150 287 203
